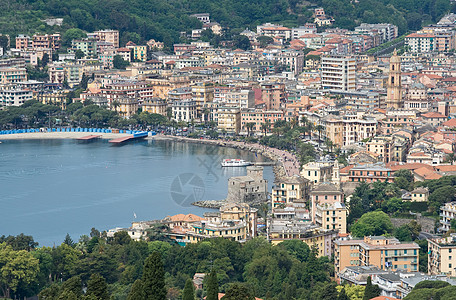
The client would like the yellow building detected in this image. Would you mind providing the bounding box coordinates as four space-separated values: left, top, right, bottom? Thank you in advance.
315 202 347 234
142 98 167 116
410 187 429 202
300 161 339 185
192 82 214 116
325 117 377 147
334 236 420 280
116 98 139 118
428 235 456 277
217 107 240 134
271 176 310 208
127 43 147 62
366 136 393 163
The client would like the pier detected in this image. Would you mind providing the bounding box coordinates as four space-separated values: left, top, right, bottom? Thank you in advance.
251 161 277 166
76 135 102 141
109 132 148 144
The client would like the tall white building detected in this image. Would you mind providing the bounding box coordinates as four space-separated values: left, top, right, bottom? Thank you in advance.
321 55 356 91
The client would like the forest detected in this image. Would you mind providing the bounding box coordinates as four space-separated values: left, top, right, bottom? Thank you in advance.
0 232 341 300
0 0 454 49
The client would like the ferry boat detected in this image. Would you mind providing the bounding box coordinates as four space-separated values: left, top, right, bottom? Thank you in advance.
221 159 251 167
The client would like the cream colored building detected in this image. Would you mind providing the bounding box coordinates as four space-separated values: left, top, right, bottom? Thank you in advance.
0 67 27 84
411 187 429 202
272 176 310 208
439 202 456 233
325 117 377 147
217 107 240 134
428 235 456 277
192 82 214 116
366 136 393 163
300 161 340 185
315 202 347 234
92 30 119 48
127 44 147 62
142 98 167 116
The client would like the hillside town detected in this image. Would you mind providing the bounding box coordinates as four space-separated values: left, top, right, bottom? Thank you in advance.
3 7 456 300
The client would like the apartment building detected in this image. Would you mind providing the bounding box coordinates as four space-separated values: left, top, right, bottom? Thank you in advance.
335 236 420 279
271 176 310 208
0 67 27 84
192 82 214 116
72 39 97 57
217 107 241 134
171 100 197 122
256 23 292 40
101 82 154 106
428 234 456 277
15 35 31 50
321 55 356 91
240 109 283 134
354 23 398 43
330 90 380 110
269 220 338 257
348 163 394 183
261 82 286 110
315 202 348 234
440 202 456 233
301 161 340 185
32 33 61 51
309 182 344 222
224 89 255 109
142 98 167 116
405 33 435 53
0 88 33 107
89 30 119 48
126 42 147 62
325 117 377 147
367 136 393 163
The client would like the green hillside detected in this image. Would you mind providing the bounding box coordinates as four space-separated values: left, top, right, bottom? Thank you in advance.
0 0 453 48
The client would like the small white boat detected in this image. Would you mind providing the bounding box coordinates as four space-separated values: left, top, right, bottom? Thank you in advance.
221 159 251 167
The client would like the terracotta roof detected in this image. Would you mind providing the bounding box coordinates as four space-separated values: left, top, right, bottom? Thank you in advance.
443 118 456 127
413 167 442 180
117 47 130 52
167 213 205 222
422 112 446 118
388 162 434 171
406 33 435 38
435 165 456 172
340 165 354 173
442 76 456 82
204 293 262 300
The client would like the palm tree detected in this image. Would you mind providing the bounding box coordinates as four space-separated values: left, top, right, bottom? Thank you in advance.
245 122 255 137
202 108 210 123
446 152 456 165
111 100 120 113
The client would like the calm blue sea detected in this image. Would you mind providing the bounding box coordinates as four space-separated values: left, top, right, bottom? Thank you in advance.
0 139 273 246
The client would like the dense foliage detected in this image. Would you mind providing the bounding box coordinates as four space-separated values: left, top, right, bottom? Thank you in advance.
0 233 342 300
0 0 453 49
404 280 456 300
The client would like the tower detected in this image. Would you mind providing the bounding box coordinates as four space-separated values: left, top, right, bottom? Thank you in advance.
386 49 402 109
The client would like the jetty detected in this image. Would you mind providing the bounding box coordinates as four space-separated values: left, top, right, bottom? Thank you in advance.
76 135 102 141
109 131 148 144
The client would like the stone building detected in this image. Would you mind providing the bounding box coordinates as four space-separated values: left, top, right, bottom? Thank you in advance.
226 166 268 204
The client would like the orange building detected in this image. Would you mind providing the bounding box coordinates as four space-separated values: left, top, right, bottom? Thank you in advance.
334 236 419 282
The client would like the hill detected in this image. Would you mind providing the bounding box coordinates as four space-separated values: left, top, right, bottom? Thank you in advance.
0 0 453 48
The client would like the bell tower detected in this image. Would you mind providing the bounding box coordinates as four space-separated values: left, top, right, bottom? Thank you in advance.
386 49 402 109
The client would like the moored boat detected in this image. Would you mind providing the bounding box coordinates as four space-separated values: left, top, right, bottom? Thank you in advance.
221 159 251 167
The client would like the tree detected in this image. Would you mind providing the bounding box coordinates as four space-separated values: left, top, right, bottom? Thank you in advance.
363 276 381 300
63 233 75 248
41 53 50 68
338 287 349 300
221 283 254 300
142 252 166 300
63 28 87 47
257 36 274 48
75 49 85 59
113 231 132 245
113 55 130 70
183 279 195 300
394 169 414 190
0 243 39 299
127 279 145 300
233 35 251 50
86 273 109 300
206 269 219 300
350 211 393 238
429 186 456 212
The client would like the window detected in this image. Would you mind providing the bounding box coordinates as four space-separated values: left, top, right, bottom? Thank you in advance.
450 264 452 268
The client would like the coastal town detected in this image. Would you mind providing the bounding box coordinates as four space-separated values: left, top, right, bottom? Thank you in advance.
3 4 456 300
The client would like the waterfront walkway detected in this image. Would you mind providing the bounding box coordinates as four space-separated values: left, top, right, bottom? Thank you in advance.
162 136 301 178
